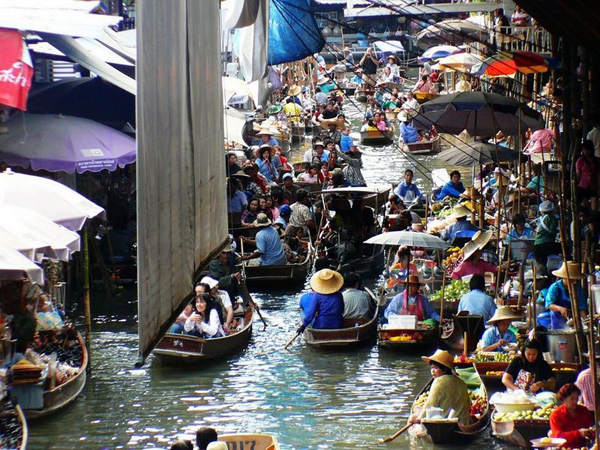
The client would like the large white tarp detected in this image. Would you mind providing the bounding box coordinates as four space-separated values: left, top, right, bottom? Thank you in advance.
236 0 269 82
137 0 228 359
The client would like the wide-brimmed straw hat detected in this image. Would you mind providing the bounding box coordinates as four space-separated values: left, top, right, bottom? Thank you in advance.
320 118 344 130
539 200 555 213
310 269 344 294
288 85 302 96
472 229 493 250
462 240 480 261
422 349 454 371
552 261 585 280
398 110 409 123
253 213 272 228
256 127 273 136
232 170 250 178
451 204 472 219
255 144 275 158
487 306 523 325
460 187 481 200
406 274 422 286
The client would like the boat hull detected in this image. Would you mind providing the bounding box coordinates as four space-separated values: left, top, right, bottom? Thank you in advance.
360 129 395 145
243 245 315 290
491 416 549 449
401 136 441 154
379 326 439 351
219 433 280 450
154 309 254 365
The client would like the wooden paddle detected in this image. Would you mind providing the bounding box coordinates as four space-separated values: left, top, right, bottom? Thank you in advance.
380 423 413 444
239 239 268 330
283 329 301 350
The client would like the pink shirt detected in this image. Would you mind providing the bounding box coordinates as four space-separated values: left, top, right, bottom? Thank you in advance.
525 129 554 153
576 156 599 190
451 258 496 280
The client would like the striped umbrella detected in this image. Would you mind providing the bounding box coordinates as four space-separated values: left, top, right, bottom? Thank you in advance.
473 51 560 77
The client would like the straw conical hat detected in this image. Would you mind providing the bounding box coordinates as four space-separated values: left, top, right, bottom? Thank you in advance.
451 204 472 219
460 187 481 200
422 349 454 370
288 85 302 96
552 261 585 280
472 229 493 250
462 240 480 261
487 306 523 324
310 269 344 294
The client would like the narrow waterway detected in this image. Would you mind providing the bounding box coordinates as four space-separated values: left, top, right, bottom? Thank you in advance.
28 103 509 449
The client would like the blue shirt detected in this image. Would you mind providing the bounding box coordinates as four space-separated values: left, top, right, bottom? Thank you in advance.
400 122 419 144
340 133 354 152
227 190 248 213
440 219 479 242
253 137 280 147
395 181 423 202
257 158 279 182
384 293 440 322
300 291 344 329
457 289 497 324
505 226 534 244
545 280 587 311
435 181 466 201
481 326 517 352
255 227 287 266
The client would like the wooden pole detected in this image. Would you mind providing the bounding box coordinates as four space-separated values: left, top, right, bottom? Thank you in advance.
439 269 447 336
83 226 92 374
532 264 538 340
587 273 600 446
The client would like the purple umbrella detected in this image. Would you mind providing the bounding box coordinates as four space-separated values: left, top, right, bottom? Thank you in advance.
0 113 136 173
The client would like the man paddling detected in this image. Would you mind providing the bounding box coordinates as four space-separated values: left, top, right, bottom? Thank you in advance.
298 269 345 331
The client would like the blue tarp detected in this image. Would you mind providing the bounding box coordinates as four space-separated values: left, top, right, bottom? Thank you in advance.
268 0 325 65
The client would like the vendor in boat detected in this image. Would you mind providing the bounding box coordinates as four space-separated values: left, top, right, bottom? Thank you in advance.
549 384 594 449
451 230 500 280
184 293 225 338
240 214 288 267
384 275 440 322
399 111 419 144
409 350 472 425
435 170 466 201
502 338 556 393
298 269 345 331
208 244 241 301
505 213 534 244
440 204 478 242
386 246 417 289
457 274 497 324
256 145 279 184
479 306 520 352
395 169 424 204
342 272 373 320
545 261 588 330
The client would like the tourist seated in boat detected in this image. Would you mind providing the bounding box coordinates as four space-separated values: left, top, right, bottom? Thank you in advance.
298 269 345 331
283 96 303 123
380 66 394 84
281 173 299 205
381 94 399 111
264 194 280 221
439 204 478 242
296 164 320 184
241 198 260 227
184 293 225 339
227 178 248 214
386 55 400 81
199 277 237 333
325 121 342 146
457 274 497 324
479 306 520 352
281 236 303 264
384 275 439 322
534 201 560 273
286 189 315 238
399 114 419 144
208 244 241 301
505 213 534 245
168 301 194 334
240 214 288 267
226 152 241 177
364 97 378 120
451 231 500 280
321 101 339 120
340 126 354 152
196 427 218 450
234 169 261 199
337 146 366 187
350 69 363 86
311 105 325 127
275 204 291 229
395 169 424 204
415 75 434 93
303 141 330 165
341 272 373 320
435 170 466 201
315 86 328 106
324 138 341 161
549 384 594 450
401 91 419 114
502 338 556 393
244 161 269 194
256 145 279 184
544 261 587 330
409 350 472 425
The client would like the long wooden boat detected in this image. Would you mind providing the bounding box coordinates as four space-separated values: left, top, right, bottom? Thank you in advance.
243 242 315 290
337 245 385 278
24 331 88 419
303 300 379 349
16 404 27 450
218 433 280 450
401 135 441 155
379 325 439 351
153 308 254 365
412 365 490 445
360 128 395 145
491 411 549 449
0 400 28 450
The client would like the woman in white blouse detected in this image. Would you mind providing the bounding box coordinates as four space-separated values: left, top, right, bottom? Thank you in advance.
184 293 225 338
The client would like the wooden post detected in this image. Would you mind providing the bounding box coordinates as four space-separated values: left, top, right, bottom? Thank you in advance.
439 269 447 337
587 271 600 446
532 264 538 340
83 226 92 374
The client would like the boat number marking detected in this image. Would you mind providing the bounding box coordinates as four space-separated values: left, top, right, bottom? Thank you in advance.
227 441 257 450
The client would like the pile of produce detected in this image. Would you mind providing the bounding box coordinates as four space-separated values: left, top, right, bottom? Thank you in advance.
430 280 470 303
442 247 463 274
493 403 557 422
485 371 503 377
0 398 23 449
475 352 512 363
414 391 429 408
555 366 577 372
469 391 487 418
389 333 421 342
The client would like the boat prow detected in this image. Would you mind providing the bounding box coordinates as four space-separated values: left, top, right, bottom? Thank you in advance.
218 433 280 450
360 128 395 145
401 135 441 154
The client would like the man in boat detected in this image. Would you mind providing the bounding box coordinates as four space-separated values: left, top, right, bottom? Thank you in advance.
479 306 521 352
286 189 315 238
395 169 424 204
321 101 339 120
544 261 588 330
439 204 478 242
281 173 299 205
196 428 218 450
457 274 497 324
409 349 472 426
227 178 248 214
298 269 345 331
240 214 287 267
314 87 328 107
384 275 439 323
435 170 466 201
208 244 241 301
358 47 379 89
275 204 292 229
341 272 373 320
326 121 342 146
401 91 419 114
283 96 303 123
303 141 330 165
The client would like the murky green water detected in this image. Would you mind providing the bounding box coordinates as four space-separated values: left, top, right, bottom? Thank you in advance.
27 102 508 449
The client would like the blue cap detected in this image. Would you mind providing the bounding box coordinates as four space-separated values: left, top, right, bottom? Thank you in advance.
280 204 292 215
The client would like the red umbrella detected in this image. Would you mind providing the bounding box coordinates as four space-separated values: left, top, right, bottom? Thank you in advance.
474 51 551 77
0 28 34 110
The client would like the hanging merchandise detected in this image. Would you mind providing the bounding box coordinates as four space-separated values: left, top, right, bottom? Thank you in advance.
0 28 33 111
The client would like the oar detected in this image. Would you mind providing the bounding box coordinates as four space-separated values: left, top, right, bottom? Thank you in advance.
239 238 268 330
380 423 413 444
284 329 302 350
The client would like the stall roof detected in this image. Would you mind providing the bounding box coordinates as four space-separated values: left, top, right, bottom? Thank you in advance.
313 186 390 195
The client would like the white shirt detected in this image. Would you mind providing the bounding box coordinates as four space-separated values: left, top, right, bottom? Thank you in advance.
216 290 232 309
402 98 419 111
297 172 319 183
184 309 224 337
587 127 600 158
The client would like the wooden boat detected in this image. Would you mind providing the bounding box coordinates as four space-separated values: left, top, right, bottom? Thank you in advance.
360 128 395 145
290 121 305 143
401 135 441 155
154 308 254 365
491 411 549 449
337 245 385 278
24 331 88 419
218 433 280 450
303 300 379 349
16 404 27 450
243 242 315 290
0 400 28 450
412 365 490 445
379 325 439 351
415 92 439 103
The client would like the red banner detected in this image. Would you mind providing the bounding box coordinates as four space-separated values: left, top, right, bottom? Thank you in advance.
0 29 33 111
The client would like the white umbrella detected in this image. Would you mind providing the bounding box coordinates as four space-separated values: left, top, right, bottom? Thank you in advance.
365 231 450 249
0 170 105 231
0 242 44 285
373 40 405 53
437 52 481 72
0 205 80 262
419 45 461 63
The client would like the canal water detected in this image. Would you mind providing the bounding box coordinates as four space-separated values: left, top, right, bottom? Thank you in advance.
27 103 507 449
